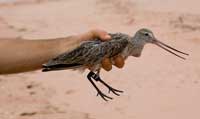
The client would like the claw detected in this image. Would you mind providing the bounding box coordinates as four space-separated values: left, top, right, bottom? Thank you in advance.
97 91 113 101
108 87 123 96
109 89 120 96
87 71 123 101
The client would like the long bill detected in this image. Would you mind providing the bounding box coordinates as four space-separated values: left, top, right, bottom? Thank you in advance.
153 39 189 60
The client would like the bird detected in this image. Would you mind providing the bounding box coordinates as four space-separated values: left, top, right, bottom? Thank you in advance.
42 28 189 101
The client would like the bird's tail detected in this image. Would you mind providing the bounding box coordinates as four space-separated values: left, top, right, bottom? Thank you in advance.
42 63 83 72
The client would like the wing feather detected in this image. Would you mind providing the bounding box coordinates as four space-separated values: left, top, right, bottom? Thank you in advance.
42 33 129 72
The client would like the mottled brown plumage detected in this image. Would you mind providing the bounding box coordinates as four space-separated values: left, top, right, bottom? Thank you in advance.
42 33 130 72
42 28 189 101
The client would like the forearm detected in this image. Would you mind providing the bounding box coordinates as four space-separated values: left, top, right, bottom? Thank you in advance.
0 36 81 74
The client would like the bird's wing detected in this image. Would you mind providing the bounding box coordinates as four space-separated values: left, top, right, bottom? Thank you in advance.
42 41 101 71
42 33 129 72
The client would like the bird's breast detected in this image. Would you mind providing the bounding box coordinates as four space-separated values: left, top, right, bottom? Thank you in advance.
120 45 133 59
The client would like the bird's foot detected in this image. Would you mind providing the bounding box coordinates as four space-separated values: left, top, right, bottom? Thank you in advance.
87 71 123 101
97 77 123 96
96 89 113 101
87 72 112 101
108 86 123 96
91 72 123 96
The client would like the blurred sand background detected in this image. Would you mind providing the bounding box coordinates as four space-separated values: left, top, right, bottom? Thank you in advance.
0 0 200 119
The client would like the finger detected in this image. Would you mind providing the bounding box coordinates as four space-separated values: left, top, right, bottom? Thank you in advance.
101 58 112 71
79 29 111 41
113 55 125 68
90 29 111 41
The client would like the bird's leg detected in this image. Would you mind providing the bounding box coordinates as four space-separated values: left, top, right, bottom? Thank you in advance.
87 71 112 101
89 71 123 96
96 68 101 76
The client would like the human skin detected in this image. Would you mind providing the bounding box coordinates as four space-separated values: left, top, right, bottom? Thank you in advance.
0 29 125 74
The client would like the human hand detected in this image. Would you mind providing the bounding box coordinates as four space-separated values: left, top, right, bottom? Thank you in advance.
78 29 125 71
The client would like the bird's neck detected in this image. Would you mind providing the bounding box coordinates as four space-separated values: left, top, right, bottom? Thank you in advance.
128 37 145 57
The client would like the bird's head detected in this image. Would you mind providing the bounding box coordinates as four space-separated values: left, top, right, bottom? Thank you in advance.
131 28 189 59
134 28 155 44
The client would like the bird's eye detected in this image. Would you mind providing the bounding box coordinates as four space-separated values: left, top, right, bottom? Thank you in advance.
144 33 149 36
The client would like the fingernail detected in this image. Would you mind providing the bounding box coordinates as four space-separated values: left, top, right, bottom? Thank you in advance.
105 35 111 39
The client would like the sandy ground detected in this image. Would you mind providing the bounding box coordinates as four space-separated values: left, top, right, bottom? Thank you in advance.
0 0 200 119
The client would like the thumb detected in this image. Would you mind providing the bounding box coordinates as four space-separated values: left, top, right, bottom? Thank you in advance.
90 29 111 41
